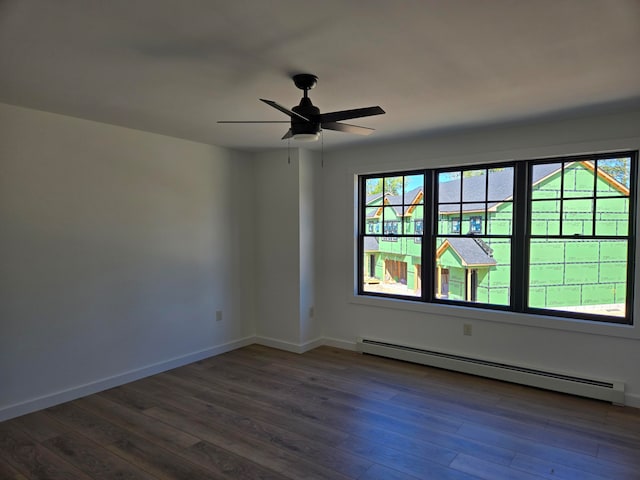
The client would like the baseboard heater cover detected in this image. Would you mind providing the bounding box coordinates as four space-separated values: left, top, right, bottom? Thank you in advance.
357 338 625 405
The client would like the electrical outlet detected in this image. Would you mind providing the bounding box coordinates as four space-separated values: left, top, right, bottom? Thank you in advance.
463 324 472 336
216 310 223 322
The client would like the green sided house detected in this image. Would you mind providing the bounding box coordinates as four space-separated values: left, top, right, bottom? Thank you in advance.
363 161 630 314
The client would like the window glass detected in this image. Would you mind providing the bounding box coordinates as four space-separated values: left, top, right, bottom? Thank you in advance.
531 163 562 200
405 174 424 203
528 239 627 318
486 202 512 235
488 167 514 201
563 161 595 198
595 198 629 236
462 169 486 202
384 176 404 197
438 171 461 203
597 158 631 194
561 199 594 235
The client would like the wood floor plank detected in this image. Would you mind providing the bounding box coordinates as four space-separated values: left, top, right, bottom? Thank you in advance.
184 440 292 480
44 402 132 446
359 463 424 480
1 344 639 480
179 357 465 436
0 421 93 480
105 432 217 480
509 453 612 480
146 387 374 479
11 410 70 443
74 394 200 450
143 405 355 480
136 372 351 447
43 431 158 480
451 453 548 480
457 422 640 479
0 457 30 480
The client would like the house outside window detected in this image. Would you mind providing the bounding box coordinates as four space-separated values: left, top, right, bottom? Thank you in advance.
358 151 637 324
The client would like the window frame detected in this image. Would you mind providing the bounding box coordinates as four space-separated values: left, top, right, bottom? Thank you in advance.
357 151 637 325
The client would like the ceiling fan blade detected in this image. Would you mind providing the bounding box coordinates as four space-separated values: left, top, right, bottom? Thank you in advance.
260 99 309 121
282 129 293 140
217 120 290 123
321 122 375 136
318 106 385 123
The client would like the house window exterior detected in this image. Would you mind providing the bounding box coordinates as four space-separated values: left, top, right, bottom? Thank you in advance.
358 151 637 325
469 216 482 233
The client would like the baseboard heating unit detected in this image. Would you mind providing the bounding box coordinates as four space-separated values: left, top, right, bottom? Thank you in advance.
357 338 625 405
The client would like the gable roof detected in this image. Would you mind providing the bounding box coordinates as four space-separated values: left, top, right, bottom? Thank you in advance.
437 237 497 267
367 161 629 215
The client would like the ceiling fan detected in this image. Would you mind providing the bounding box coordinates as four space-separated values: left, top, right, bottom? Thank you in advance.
218 73 385 141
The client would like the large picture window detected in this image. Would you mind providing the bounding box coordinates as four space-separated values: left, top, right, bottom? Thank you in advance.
358 151 637 324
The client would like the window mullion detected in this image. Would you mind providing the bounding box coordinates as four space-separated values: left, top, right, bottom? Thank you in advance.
512 162 529 312
423 170 434 302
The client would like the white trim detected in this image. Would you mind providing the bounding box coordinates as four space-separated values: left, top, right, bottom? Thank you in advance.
349 294 640 340
626 393 640 409
254 335 324 353
0 336 255 422
323 337 358 351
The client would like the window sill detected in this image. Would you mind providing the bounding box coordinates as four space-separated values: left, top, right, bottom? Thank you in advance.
350 293 639 340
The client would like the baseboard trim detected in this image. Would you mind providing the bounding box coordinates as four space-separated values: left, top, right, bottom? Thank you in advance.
625 393 640 409
0 336 255 422
322 337 357 351
254 335 324 354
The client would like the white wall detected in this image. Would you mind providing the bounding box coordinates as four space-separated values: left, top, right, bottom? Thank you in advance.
299 149 323 345
253 148 323 350
0 103 255 420
318 108 640 407
253 149 302 346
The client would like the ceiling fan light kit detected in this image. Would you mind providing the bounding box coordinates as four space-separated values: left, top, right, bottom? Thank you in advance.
219 73 385 142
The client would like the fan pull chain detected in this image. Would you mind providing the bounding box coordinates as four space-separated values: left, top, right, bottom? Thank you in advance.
321 130 324 168
287 138 291 164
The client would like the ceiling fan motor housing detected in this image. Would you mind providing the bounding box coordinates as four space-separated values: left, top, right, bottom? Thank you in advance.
292 97 320 135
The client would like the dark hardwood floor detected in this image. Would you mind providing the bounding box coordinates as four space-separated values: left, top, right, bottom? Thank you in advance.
1 344 640 479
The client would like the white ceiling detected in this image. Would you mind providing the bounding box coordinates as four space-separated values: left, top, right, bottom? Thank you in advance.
1 0 639 151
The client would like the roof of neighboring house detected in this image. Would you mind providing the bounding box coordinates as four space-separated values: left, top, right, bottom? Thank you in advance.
366 186 423 218
366 161 628 215
438 163 560 213
437 237 497 266
364 237 379 252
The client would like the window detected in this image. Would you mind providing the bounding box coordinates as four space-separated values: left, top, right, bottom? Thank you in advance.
527 157 634 319
360 173 424 297
358 151 637 324
436 166 513 307
470 216 483 233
